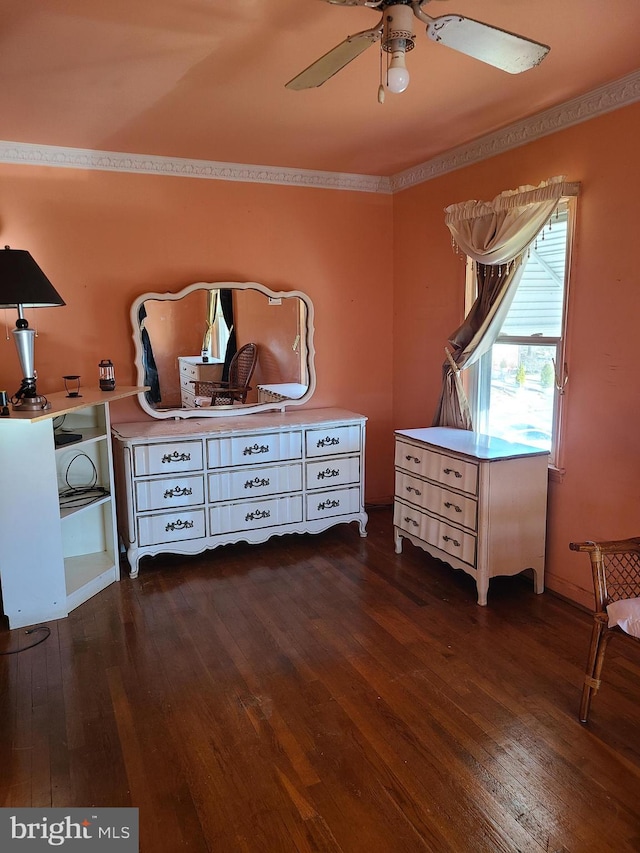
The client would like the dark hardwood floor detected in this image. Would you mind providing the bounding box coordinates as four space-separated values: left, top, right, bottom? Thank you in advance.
2 508 640 852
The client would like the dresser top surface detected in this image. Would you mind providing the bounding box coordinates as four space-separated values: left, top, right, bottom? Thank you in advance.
396 427 549 462
112 407 367 441
178 356 224 366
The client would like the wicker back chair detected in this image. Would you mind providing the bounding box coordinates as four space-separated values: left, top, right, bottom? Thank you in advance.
569 537 640 722
199 342 258 406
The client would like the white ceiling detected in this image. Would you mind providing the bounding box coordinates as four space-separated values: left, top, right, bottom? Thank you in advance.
2 0 640 177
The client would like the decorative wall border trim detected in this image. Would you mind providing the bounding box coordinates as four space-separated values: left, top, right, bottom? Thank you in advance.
391 68 640 192
0 70 638 194
0 140 391 195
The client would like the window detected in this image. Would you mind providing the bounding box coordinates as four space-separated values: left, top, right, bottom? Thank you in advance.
467 200 573 466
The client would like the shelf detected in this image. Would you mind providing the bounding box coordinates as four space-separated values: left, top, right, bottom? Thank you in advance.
55 427 107 450
59 492 111 520
64 551 117 597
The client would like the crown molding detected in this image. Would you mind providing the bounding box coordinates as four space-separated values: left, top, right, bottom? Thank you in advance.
0 70 638 194
0 140 392 195
390 68 640 192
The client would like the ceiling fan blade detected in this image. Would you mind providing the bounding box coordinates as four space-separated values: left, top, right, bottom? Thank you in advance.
286 25 382 89
425 14 550 73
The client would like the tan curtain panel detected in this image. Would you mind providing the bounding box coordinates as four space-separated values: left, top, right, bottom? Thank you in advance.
201 289 218 355
433 176 579 429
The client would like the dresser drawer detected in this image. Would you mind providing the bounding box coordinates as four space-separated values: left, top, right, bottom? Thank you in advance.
395 471 477 532
306 455 361 490
137 508 206 547
180 361 199 381
306 486 361 521
133 440 204 476
395 441 478 496
208 463 302 502
180 374 197 393
209 495 303 535
207 431 302 468
305 425 361 458
394 500 476 568
180 360 223 383
181 388 198 408
135 474 205 513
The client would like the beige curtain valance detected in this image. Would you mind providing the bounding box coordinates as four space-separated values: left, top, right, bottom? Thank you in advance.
444 176 580 266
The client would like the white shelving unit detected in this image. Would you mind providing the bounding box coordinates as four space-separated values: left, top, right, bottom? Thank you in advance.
0 386 144 629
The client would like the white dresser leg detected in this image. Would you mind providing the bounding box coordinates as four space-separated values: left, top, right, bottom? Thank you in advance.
394 527 404 554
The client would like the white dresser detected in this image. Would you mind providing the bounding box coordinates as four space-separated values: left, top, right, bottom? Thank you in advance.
393 427 548 605
178 356 223 407
0 387 143 628
112 408 368 576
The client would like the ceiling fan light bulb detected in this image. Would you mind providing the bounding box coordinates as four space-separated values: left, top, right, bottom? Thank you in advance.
387 54 410 94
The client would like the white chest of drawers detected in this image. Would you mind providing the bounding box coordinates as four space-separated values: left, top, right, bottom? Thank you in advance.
178 356 223 408
393 427 548 605
112 408 368 576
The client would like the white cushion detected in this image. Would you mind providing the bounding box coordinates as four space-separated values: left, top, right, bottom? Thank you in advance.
607 597 640 638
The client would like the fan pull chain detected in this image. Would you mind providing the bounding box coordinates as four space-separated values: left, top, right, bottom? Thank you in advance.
378 42 385 103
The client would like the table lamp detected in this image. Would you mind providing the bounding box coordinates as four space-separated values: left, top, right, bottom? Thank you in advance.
0 245 65 411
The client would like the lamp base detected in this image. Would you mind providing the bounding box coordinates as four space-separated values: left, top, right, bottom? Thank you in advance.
12 395 51 412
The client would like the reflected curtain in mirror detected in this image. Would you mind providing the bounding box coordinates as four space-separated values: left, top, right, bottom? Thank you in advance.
138 302 160 404
220 288 236 382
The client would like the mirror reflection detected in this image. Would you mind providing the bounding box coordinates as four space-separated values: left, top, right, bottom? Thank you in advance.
131 282 315 419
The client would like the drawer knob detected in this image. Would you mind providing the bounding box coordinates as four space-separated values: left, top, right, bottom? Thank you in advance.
162 451 191 464
406 485 421 495
318 498 340 511
246 508 271 521
165 519 194 532
243 443 270 456
405 454 420 464
244 477 270 489
317 436 340 448
443 467 462 479
317 467 340 480
164 486 193 499
443 501 462 513
404 516 419 527
442 534 461 547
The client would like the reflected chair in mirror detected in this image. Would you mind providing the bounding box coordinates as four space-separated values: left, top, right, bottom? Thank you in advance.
569 537 640 723
194 342 258 406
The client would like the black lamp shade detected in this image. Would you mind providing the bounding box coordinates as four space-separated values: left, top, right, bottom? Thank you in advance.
0 246 65 308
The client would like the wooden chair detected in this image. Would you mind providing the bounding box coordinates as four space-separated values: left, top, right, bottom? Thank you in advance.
194 342 258 406
569 537 640 722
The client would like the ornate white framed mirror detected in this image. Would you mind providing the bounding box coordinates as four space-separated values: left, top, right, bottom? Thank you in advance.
131 281 316 419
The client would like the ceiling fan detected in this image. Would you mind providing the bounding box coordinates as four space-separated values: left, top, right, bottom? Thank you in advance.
286 0 550 101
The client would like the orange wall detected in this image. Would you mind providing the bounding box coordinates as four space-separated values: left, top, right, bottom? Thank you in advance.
0 167 393 503
393 101 640 607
